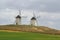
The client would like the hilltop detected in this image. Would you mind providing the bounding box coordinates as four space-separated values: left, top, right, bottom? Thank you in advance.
0 25 60 35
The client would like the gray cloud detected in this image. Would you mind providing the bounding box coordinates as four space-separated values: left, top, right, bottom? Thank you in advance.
0 0 60 12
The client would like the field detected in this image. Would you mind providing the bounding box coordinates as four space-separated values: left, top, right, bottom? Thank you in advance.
0 31 60 40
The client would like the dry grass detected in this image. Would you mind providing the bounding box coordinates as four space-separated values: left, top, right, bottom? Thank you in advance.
0 25 60 35
0 30 19 32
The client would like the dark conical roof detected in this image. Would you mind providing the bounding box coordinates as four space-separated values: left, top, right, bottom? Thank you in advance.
31 17 36 20
16 15 21 18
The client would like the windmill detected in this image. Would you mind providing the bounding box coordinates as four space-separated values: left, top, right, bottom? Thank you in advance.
15 9 27 25
30 11 40 26
15 9 21 25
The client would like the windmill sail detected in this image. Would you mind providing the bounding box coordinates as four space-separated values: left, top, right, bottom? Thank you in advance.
19 9 21 16
33 11 36 17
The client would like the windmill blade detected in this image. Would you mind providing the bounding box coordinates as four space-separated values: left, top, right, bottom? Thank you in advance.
35 19 38 26
36 16 40 18
22 16 27 18
13 18 16 25
19 9 27 18
33 11 36 18
19 9 21 16
36 17 40 26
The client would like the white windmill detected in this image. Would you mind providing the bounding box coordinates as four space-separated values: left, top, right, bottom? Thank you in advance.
15 9 27 25
15 9 21 25
30 11 40 26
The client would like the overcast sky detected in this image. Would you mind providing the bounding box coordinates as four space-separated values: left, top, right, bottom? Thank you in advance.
0 0 60 30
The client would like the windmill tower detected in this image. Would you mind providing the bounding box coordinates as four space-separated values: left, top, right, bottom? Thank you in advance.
30 11 40 26
31 11 37 26
16 10 21 25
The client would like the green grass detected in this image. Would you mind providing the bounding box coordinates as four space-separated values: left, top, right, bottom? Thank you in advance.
0 31 60 40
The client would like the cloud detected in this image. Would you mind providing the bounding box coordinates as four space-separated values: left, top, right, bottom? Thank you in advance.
0 0 60 12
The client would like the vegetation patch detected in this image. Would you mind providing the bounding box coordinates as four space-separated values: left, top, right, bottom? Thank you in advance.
0 25 60 35
0 31 60 40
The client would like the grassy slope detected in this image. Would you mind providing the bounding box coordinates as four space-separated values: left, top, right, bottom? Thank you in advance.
0 25 59 34
0 32 60 40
